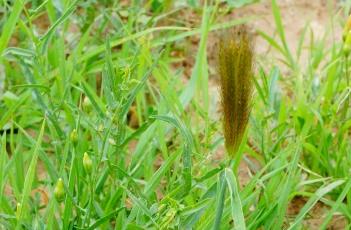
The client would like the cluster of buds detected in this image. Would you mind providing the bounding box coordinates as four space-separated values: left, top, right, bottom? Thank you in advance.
54 152 93 202
54 127 95 203
69 129 93 174
343 15 351 56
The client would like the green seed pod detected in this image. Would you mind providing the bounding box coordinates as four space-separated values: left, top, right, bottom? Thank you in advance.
83 97 92 111
218 25 254 158
83 152 93 174
70 129 78 145
54 178 65 202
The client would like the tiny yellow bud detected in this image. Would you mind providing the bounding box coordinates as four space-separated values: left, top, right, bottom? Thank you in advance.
70 129 78 145
54 178 65 202
83 152 93 174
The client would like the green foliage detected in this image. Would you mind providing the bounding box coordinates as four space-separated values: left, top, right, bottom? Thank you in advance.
0 0 350 229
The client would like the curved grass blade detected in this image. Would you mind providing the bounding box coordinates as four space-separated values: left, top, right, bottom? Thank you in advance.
224 168 246 230
143 149 182 197
125 188 158 227
320 178 351 229
213 171 227 230
39 0 79 53
150 115 193 195
288 180 345 230
80 82 106 118
19 60 64 139
86 207 125 230
0 0 24 55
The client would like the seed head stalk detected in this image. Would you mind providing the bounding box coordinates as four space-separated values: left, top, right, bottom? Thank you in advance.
214 26 254 229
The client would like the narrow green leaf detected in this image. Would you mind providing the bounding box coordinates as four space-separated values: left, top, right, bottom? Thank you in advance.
213 171 227 230
125 188 158 227
320 178 351 228
225 168 246 230
288 180 345 230
81 81 106 118
40 0 79 53
151 115 193 194
143 149 182 197
0 93 29 130
87 207 125 230
17 119 46 221
0 0 24 55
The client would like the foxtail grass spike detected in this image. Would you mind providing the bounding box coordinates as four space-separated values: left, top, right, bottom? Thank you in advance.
218 25 254 158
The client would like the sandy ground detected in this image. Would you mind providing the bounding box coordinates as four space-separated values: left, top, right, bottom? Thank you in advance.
207 0 342 75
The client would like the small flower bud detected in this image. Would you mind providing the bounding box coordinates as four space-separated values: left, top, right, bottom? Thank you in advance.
83 97 92 111
70 129 78 145
54 178 65 202
83 152 93 174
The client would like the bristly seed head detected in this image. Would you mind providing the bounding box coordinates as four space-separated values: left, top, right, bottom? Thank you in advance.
218 25 254 158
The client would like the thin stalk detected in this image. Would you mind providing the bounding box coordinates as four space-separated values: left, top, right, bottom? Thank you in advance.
82 175 94 228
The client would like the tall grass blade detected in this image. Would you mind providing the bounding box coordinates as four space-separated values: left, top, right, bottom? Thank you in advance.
17 119 46 222
225 168 246 230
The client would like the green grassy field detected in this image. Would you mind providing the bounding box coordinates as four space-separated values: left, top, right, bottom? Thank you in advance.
0 0 351 229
